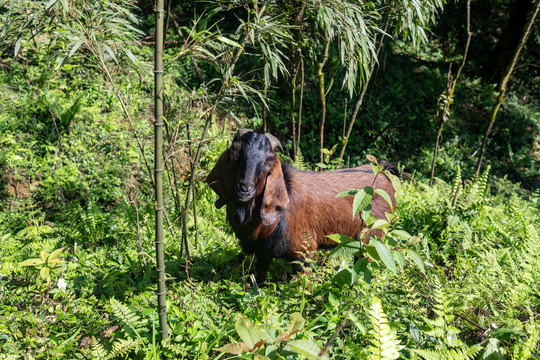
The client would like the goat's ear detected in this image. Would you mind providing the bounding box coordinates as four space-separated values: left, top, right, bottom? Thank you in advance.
206 149 233 208
261 156 289 226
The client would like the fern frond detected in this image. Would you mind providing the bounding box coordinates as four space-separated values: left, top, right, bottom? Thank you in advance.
105 338 142 360
90 336 108 360
109 298 144 340
413 345 481 360
292 148 307 170
367 297 404 360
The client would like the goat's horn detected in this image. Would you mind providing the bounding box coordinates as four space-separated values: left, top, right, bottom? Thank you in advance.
265 133 283 152
234 128 252 140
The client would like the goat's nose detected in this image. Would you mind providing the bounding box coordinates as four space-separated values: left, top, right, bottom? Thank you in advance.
238 181 254 193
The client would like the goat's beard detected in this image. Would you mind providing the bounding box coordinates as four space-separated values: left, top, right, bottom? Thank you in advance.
234 198 254 225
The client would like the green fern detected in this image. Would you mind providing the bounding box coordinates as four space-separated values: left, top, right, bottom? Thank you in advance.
367 297 404 360
109 298 145 340
511 320 539 360
105 338 142 360
292 148 308 170
89 337 109 360
413 287 481 360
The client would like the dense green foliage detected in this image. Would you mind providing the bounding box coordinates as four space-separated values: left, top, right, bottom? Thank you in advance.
1 0 539 359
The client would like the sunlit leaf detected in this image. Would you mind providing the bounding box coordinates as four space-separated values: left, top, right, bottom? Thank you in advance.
371 239 397 274
406 249 425 274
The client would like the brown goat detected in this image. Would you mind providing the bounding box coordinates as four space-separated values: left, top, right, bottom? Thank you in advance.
206 130 397 283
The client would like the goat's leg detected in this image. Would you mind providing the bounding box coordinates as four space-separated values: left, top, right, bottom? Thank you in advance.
256 256 273 284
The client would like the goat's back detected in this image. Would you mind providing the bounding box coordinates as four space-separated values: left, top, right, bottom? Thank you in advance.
281 164 396 256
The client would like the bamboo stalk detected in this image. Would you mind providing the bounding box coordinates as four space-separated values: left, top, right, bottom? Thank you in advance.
154 0 168 341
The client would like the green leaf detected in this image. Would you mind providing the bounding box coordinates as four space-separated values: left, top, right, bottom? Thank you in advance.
333 268 353 286
410 322 421 343
48 248 64 261
406 236 422 246
20 258 43 267
390 230 411 240
328 293 339 309
214 342 250 355
288 339 326 360
14 36 22 57
353 187 373 219
217 36 242 48
361 204 372 221
40 267 50 280
406 250 425 274
371 219 390 230
348 312 366 335
353 257 371 286
68 40 83 59
326 234 355 244
288 313 305 334
482 338 503 360
374 188 394 211
336 189 358 197
45 0 59 10
364 245 380 261
371 239 397 274
235 319 261 349
329 238 361 257
394 251 405 269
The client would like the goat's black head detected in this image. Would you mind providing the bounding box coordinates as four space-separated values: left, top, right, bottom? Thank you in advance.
206 129 289 226
230 131 275 202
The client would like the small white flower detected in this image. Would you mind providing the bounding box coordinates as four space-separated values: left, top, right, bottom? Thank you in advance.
57 278 67 292
338 260 350 272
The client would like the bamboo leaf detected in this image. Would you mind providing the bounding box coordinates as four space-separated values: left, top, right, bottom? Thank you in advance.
14 36 22 57
68 40 83 59
45 0 59 10
217 36 242 48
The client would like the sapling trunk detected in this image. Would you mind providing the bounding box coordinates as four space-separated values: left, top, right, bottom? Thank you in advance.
296 53 304 157
430 0 472 185
475 0 540 176
154 0 168 341
318 31 330 164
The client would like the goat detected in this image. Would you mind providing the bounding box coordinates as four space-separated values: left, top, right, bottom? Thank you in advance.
206 129 397 283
